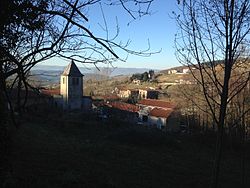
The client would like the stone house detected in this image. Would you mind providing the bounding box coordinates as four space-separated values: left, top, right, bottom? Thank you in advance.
105 101 139 123
137 99 180 131
132 79 141 85
118 89 139 99
149 108 180 131
168 69 177 74
138 89 159 99
117 88 158 100
117 89 130 98
137 99 175 110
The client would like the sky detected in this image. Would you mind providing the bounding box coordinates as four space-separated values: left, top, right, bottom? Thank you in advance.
42 0 180 70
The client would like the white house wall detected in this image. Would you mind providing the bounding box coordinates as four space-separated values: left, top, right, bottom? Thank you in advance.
148 116 166 129
60 76 68 99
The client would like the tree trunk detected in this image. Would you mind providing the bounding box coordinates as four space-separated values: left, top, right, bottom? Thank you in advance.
212 58 231 188
0 70 9 186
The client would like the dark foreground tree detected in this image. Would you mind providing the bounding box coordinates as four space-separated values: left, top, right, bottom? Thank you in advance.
175 0 250 187
0 0 155 184
1 0 155 113
0 0 156 123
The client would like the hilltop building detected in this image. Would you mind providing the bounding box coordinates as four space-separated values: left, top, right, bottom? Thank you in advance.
138 89 158 99
117 88 159 100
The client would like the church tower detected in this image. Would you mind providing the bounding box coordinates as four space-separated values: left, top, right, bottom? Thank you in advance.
60 61 83 110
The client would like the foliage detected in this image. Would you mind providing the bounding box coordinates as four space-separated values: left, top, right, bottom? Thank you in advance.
130 71 150 82
142 71 149 81
130 73 143 81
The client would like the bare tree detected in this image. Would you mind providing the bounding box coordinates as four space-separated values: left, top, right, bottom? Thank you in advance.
0 0 156 119
174 0 250 187
0 0 156 181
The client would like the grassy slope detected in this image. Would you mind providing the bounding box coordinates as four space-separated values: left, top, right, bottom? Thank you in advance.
7 113 250 188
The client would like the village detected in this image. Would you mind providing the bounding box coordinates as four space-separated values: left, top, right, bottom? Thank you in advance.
6 59 247 188
39 61 197 133
2 1 250 187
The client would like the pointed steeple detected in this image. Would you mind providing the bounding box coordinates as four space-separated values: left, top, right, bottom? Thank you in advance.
62 60 83 77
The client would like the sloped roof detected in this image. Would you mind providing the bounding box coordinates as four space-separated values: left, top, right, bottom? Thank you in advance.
149 108 173 118
40 89 60 96
103 95 120 100
139 88 158 92
138 99 176 109
62 61 83 77
108 102 139 113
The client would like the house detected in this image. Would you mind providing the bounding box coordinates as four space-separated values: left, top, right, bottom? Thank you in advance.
117 88 158 100
138 89 158 99
138 99 176 109
107 101 139 113
148 108 180 131
105 101 139 123
132 79 141 85
168 69 177 74
118 89 139 99
137 99 180 131
182 68 190 74
118 89 130 98
167 66 195 74
148 70 155 80
42 60 92 111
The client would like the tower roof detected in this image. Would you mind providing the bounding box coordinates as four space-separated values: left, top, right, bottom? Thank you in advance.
62 61 83 77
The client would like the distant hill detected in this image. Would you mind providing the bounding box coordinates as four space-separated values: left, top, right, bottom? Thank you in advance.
31 65 157 85
32 65 154 76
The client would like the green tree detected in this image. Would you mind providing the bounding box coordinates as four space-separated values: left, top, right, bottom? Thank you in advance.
142 71 149 81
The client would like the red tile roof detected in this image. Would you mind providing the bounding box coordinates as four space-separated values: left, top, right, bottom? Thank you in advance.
138 99 176 109
92 95 119 100
40 89 60 96
108 102 139 112
149 108 173 118
103 95 119 100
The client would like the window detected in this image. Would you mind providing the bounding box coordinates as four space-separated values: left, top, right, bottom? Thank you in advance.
62 77 65 84
142 115 148 122
72 77 79 85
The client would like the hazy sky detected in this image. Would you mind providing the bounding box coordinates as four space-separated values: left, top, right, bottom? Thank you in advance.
43 0 180 70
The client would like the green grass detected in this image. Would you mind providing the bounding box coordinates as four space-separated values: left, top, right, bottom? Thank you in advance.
5 112 250 188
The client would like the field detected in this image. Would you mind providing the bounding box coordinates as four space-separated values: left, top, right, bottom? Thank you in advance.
5 112 250 188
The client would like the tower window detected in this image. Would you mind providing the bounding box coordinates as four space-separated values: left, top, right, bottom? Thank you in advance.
72 78 79 85
63 78 65 84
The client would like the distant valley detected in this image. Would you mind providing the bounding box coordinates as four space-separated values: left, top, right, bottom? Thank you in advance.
31 65 157 85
